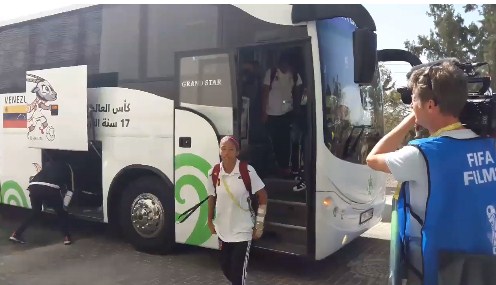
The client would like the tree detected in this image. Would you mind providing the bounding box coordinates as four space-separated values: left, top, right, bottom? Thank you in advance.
404 4 496 88
404 5 483 62
477 5 496 85
378 63 410 133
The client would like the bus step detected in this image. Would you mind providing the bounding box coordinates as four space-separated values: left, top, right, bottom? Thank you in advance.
70 205 104 221
263 178 306 203
265 200 307 227
263 222 307 245
254 223 307 256
44 205 104 222
253 240 307 256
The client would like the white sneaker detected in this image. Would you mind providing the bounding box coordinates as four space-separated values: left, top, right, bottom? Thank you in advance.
293 181 306 192
9 235 26 244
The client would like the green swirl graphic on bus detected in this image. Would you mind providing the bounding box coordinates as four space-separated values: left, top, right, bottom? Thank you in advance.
174 153 212 246
1 180 29 208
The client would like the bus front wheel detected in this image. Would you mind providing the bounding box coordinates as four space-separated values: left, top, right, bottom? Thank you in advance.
119 175 175 253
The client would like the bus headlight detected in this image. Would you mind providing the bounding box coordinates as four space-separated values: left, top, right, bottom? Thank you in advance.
342 235 348 245
323 197 333 208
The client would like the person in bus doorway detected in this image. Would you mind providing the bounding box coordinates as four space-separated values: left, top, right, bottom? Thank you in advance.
366 60 496 285
261 52 303 179
9 151 74 245
240 60 264 144
207 136 268 285
291 87 308 192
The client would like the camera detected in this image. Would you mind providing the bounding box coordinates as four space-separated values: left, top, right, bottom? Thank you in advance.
397 58 496 137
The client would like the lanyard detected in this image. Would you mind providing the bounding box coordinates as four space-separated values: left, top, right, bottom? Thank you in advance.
221 177 249 212
430 122 463 137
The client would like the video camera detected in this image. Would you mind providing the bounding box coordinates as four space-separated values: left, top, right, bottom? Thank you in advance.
396 58 496 137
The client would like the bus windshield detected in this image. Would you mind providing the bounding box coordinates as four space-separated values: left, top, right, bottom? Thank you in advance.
317 17 384 164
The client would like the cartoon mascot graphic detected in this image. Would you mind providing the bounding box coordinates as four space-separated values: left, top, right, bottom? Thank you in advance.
26 73 57 141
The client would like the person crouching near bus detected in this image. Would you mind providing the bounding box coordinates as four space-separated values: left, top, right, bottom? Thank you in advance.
207 136 268 285
9 152 73 245
366 60 496 285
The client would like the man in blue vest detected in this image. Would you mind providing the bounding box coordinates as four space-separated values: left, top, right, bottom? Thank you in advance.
366 60 496 285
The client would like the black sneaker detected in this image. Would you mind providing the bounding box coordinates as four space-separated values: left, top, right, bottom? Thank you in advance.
9 234 26 244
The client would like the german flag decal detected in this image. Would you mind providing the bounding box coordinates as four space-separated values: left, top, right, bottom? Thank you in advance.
50 104 59 116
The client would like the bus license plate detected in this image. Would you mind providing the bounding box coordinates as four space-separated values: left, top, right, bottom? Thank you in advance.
359 208 374 225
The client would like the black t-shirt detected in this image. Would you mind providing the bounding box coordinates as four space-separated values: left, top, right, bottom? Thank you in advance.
31 161 72 189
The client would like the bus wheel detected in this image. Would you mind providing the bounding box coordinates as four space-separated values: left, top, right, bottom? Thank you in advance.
119 176 174 253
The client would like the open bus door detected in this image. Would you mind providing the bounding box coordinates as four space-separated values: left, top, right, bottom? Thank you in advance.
174 48 239 249
24 65 89 151
22 65 97 217
0 65 89 211
173 40 314 255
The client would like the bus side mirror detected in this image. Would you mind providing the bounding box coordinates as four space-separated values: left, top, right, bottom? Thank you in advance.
353 28 377 84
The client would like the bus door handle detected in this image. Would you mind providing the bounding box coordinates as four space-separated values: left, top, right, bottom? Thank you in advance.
179 137 191 148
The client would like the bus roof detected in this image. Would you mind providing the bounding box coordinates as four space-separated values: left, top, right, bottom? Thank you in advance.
0 4 376 32
0 4 96 29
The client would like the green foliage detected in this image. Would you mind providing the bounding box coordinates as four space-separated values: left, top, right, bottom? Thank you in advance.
379 63 411 133
404 4 496 88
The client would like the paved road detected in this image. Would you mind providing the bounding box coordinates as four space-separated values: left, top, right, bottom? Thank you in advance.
0 186 394 285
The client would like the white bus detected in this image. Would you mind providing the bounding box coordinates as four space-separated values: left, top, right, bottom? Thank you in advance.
0 4 397 260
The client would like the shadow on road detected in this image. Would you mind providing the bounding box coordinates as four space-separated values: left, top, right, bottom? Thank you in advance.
1 203 390 285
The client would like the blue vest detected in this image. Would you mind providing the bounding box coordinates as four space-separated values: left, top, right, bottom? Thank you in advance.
397 136 496 285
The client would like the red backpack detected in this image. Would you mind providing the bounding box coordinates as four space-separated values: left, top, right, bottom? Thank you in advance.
177 161 257 224
211 161 257 215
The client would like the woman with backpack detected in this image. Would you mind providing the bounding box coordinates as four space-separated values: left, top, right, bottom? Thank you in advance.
207 135 268 285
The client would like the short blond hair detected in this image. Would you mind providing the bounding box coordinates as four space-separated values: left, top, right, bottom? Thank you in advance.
408 60 468 117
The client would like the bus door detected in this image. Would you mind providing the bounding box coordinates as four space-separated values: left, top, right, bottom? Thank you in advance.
23 65 89 151
235 39 314 256
174 49 239 249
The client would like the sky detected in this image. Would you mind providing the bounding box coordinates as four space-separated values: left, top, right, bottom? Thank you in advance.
364 4 482 86
0 3 484 86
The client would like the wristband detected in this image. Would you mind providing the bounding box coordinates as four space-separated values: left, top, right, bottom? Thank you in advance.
256 205 267 221
257 204 267 215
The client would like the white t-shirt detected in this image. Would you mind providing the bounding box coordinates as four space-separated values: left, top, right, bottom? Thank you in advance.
263 68 303 116
207 159 265 243
385 129 478 271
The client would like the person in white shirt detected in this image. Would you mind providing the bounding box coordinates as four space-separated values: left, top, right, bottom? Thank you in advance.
366 60 477 283
261 53 303 178
207 136 268 285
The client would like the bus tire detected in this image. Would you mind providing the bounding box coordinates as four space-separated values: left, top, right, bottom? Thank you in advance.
119 175 175 253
